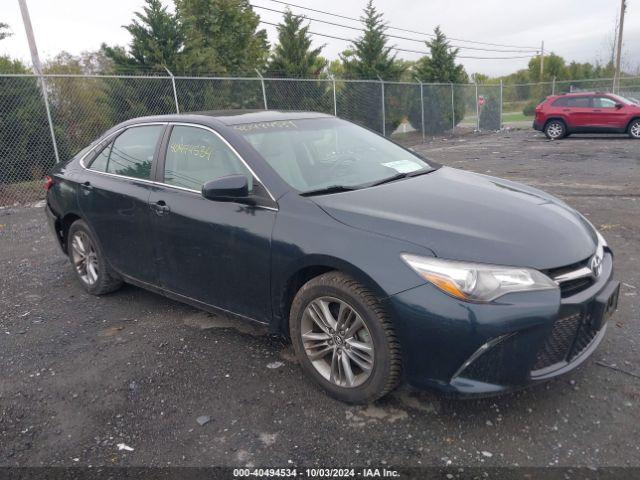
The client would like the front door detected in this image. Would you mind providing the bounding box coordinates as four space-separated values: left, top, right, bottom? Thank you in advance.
591 96 627 129
148 124 277 322
79 124 165 283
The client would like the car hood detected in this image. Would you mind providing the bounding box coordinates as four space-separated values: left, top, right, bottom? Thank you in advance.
312 167 597 270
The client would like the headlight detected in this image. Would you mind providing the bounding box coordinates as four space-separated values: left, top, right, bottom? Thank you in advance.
400 254 557 302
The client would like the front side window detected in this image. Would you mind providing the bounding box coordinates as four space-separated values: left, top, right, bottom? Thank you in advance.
593 97 617 108
164 126 254 191
566 97 591 108
234 118 433 193
89 125 163 179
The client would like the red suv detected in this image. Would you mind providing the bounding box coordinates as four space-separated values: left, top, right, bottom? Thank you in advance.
533 92 640 140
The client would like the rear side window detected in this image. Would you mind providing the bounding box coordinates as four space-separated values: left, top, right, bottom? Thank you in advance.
565 97 591 108
163 125 254 191
89 125 163 179
552 97 568 107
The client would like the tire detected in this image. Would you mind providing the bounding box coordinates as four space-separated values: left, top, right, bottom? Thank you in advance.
629 119 640 139
289 272 402 404
544 120 566 140
67 219 122 295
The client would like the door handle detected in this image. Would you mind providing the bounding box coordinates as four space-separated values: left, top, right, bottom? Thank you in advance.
151 200 170 215
562 109 571 112
593 109 602 112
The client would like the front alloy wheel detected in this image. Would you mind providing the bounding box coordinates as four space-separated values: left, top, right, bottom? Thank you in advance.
290 272 401 404
301 297 374 388
629 119 640 139
544 120 566 140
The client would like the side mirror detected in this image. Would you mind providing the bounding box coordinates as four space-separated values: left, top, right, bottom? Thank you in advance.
202 175 249 202
615 103 624 109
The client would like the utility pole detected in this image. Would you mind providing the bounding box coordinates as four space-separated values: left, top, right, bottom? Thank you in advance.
614 0 627 94
18 0 60 163
540 41 545 80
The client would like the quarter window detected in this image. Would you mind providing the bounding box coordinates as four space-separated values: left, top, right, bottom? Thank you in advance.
593 97 617 108
90 125 163 179
164 126 254 191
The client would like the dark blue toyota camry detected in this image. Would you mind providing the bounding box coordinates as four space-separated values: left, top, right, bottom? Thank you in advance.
45 111 620 404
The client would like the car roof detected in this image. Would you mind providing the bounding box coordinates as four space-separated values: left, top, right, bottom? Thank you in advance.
556 92 610 97
117 110 333 128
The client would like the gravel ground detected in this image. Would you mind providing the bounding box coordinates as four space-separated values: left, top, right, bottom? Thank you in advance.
1 129 639 468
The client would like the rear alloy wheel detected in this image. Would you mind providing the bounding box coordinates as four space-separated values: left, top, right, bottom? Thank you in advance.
290 272 401 404
629 119 640 139
544 120 566 140
67 220 122 295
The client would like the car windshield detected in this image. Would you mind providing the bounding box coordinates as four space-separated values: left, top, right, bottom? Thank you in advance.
609 94 637 105
234 117 433 194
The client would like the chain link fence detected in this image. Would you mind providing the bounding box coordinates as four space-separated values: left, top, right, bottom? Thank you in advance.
1 73 639 206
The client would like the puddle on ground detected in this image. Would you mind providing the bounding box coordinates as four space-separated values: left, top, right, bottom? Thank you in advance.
182 311 267 337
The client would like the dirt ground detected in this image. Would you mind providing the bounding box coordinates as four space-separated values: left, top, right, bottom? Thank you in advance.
1 129 639 468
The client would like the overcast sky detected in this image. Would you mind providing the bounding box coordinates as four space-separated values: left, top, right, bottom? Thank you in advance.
1 0 638 76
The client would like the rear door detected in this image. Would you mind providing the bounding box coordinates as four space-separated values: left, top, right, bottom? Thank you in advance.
564 96 592 129
148 123 277 322
592 95 627 129
79 123 166 283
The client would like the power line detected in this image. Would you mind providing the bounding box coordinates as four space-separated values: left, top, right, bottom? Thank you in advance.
252 4 538 53
258 20 536 60
262 0 540 50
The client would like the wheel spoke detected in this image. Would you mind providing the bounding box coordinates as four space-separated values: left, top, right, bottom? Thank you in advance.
345 348 373 372
340 351 355 386
87 259 98 284
306 343 333 361
302 331 331 342
347 339 373 354
317 299 337 330
307 302 332 334
72 236 86 256
330 349 339 383
344 316 364 338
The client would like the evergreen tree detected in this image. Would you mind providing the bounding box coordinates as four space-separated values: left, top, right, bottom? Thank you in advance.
410 27 468 134
413 27 468 84
176 0 269 75
266 10 326 78
341 0 404 80
102 0 183 73
0 22 11 41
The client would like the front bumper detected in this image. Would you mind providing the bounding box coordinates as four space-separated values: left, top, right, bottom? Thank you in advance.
387 252 618 396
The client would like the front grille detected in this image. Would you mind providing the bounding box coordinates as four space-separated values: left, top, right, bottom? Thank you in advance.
545 257 594 298
559 276 593 297
533 312 599 371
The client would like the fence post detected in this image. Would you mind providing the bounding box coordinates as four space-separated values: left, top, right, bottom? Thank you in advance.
256 69 268 110
164 67 180 114
38 75 60 164
331 75 337 116
377 76 386 136
450 83 455 133
475 82 480 132
551 76 556 96
499 79 503 130
420 82 425 143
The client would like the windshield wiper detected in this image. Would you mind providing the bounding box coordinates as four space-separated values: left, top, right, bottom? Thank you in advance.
368 168 433 187
300 185 359 197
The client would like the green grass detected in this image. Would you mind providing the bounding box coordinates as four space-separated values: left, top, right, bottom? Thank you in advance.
502 112 533 123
